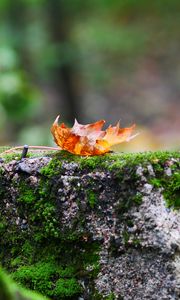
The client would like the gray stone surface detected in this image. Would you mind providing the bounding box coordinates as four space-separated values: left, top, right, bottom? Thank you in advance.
0 152 179 299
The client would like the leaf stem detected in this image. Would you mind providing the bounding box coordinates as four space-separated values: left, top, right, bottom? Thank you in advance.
0 145 60 156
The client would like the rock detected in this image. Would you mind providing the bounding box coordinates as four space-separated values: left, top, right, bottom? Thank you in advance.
0 150 179 299
17 157 52 174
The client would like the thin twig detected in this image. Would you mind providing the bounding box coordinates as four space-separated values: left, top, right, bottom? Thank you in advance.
0 145 60 156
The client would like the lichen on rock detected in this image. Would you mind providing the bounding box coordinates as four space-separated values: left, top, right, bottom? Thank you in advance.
0 150 179 299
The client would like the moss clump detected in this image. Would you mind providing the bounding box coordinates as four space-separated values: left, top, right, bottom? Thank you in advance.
132 192 143 205
9 238 100 299
150 171 180 209
79 154 109 170
12 262 81 298
87 190 97 208
53 278 81 298
40 154 63 178
18 184 35 204
150 178 162 188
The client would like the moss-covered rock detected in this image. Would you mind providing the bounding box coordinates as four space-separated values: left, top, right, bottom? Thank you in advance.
0 150 180 299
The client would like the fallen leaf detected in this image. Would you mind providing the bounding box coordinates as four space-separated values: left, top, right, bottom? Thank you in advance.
51 115 137 156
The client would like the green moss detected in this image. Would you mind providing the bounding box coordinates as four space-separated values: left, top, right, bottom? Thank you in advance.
40 155 62 177
14 177 59 240
105 293 116 300
18 184 35 204
79 154 109 170
88 291 118 300
12 262 71 297
132 192 143 205
107 151 179 170
132 238 141 247
150 171 180 209
150 178 162 188
0 148 179 167
38 150 180 186
0 166 4 175
0 146 54 163
0 217 7 234
10 239 100 299
53 278 81 298
87 190 97 208
163 172 180 208
0 146 27 162
0 222 5 232
117 192 142 214
122 230 130 245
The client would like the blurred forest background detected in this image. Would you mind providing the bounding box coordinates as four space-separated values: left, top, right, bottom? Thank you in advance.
0 0 179 151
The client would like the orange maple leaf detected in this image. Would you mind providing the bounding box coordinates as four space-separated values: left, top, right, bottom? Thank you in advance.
51 115 137 156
